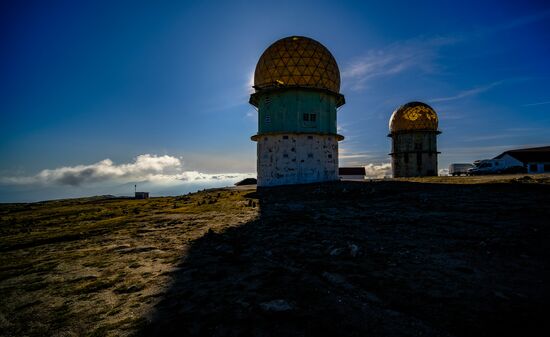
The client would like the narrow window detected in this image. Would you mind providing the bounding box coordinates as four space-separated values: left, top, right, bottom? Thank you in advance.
417 153 422 166
265 115 271 123
404 153 409 163
328 154 332 159
303 113 309 121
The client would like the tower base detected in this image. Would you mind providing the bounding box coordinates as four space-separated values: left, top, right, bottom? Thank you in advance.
255 133 339 187
389 131 439 177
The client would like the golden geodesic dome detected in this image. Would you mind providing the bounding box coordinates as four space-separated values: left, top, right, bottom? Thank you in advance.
389 102 439 133
253 36 340 93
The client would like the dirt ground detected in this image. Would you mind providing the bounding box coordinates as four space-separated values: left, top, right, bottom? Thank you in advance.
1 175 549 336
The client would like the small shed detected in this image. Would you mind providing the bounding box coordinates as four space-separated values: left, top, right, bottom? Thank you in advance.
135 192 149 199
339 167 366 180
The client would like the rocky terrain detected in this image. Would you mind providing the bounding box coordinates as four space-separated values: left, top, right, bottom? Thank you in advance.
1 175 549 336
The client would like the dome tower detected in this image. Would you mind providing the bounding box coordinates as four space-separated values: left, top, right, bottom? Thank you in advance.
388 102 441 177
250 36 345 187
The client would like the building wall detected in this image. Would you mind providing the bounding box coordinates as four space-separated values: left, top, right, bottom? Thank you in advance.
500 154 524 168
390 131 438 177
257 133 338 186
527 162 550 173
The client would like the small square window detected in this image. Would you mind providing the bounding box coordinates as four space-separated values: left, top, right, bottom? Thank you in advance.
283 153 288 158
303 113 309 121
308 153 313 158
283 135 288 140
328 154 332 158
308 136 313 140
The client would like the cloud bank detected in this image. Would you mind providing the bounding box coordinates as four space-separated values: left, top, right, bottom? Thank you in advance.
364 163 392 179
0 154 253 187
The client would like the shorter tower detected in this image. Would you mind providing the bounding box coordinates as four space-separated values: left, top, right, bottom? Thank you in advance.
388 102 440 177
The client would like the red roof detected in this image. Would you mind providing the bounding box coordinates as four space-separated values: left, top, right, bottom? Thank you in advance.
339 167 366 175
494 146 550 163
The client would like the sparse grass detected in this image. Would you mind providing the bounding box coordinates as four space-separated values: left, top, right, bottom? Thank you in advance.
0 188 257 337
394 173 550 184
1 176 547 337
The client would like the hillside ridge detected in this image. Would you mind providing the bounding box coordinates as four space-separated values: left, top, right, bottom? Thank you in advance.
1 175 549 336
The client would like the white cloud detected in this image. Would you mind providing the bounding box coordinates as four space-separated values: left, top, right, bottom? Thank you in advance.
0 154 253 187
364 163 392 179
523 101 550 107
430 81 503 103
341 37 455 91
474 9 550 38
339 147 373 167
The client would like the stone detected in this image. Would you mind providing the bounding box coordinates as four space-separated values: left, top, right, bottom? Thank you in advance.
260 299 294 312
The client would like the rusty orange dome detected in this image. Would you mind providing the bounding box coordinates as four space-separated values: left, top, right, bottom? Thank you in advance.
389 102 439 133
253 36 340 93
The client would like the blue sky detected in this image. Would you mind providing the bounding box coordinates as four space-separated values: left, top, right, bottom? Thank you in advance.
1 0 549 202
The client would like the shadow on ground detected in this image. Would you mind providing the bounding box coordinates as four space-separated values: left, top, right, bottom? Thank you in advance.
140 181 549 336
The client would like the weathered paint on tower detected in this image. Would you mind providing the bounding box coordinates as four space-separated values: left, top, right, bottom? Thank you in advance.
250 36 345 187
388 102 441 177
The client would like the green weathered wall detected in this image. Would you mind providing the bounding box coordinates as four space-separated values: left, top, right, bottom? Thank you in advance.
256 89 338 134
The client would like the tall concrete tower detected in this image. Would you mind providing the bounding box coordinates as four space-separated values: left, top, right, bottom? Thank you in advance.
388 102 441 177
250 36 345 187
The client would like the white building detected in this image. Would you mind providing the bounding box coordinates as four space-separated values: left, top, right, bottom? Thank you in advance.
493 146 550 173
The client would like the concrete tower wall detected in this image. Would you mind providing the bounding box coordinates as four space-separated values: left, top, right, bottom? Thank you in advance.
257 90 338 134
390 131 438 177
257 133 338 186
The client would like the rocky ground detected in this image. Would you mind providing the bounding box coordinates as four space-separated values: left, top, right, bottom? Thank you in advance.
1 175 549 336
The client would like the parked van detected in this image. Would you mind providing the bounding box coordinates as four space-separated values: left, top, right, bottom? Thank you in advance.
467 159 506 175
449 163 474 176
